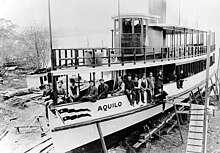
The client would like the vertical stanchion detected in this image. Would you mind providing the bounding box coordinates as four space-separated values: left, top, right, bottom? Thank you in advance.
217 48 220 109
203 31 211 153
96 123 108 153
174 104 184 144
66 75 68 97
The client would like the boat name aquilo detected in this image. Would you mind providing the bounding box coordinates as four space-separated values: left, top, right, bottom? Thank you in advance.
98 102 123 111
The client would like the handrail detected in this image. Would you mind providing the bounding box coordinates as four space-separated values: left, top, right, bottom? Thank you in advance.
51 45 215 70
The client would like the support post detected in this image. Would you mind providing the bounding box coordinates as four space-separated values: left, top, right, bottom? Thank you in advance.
217 48 220 109
191 91 198 104
174 104 184 144
214 73 219 95
96 123 108 153
108 49 111 67
78 73 80 93
144 47 146 63
75 49 79 69
210 78 218 100
153 48 155 62
198 87 203 102
203 31 211 153
66 75 68 97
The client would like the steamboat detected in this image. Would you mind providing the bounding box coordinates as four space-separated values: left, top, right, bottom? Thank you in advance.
42 1 218 153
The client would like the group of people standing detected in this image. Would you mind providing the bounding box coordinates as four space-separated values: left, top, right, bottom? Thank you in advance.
112 70 164 106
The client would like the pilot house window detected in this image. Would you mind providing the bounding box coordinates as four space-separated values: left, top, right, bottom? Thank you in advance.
122 19 132 33
134 19 141 33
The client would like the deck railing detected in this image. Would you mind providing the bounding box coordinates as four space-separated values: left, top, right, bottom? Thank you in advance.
51 45 215 70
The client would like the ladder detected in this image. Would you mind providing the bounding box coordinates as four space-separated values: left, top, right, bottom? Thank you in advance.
186 104 205 153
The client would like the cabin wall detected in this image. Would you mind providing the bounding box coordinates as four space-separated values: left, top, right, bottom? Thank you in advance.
148 27 163 49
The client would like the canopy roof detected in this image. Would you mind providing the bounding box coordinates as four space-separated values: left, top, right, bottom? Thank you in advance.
148 23 208 34
111 13 160 21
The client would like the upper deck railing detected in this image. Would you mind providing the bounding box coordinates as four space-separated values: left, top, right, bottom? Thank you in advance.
51 44 215 70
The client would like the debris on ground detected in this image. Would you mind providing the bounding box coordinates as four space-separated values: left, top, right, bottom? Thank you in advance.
3 87 41 100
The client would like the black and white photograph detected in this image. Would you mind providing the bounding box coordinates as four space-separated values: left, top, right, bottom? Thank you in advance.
0 0 220 152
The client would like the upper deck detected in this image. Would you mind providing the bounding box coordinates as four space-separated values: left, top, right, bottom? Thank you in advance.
50 14 215 75
51 44 215 75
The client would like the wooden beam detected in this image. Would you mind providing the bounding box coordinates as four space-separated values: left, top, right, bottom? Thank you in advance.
214 73 219 95
176 111 189 114
203 31 211 153
96 123 108 153
216 48 220 109
174 105 184 143
190 91 198 104
167 101 190 107
210 78 218 100
197 87 203 102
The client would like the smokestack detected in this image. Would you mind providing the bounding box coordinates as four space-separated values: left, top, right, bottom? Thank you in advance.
149 0 166 23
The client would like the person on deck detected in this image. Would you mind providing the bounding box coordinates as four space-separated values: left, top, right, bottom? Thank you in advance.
57 80 66 96
69 78 79 102
169 70 177 83
79 80 98 102
139 73 149 104
42 84 53 102
112 76 125 96
42 84 54 119
124 74 136 106
98 79 109 99
147 72 155 103
133 74 140 104
154 88 168 112
177 70 185 89
155 70 163 94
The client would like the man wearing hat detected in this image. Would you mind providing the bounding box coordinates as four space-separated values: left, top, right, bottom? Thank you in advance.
124 73 136 106
133 74 140 104
69 78 79 102
98 78 109 99
79 80 98 102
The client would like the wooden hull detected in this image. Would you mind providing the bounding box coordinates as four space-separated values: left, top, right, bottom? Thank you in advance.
49 60 217 153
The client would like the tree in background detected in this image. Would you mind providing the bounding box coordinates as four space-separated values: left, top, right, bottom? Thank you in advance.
19 26 51 69
0 18 51 69
0 18 18 66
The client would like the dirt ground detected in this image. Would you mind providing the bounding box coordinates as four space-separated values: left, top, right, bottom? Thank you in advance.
0 75 49 153
143 109 220 153
0 75 220 153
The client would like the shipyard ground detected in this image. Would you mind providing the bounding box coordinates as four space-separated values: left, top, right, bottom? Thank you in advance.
0 75 220 153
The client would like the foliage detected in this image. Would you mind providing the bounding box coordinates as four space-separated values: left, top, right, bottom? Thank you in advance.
18 26 51 68
0 18 51 69
0 18 18 66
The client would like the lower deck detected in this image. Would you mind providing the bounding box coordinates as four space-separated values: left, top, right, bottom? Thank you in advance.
49 61 217 153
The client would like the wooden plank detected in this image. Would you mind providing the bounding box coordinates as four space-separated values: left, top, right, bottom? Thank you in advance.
190 115 204 120
191 104 205 109
189 126 203 133
188 132 203 140
186 145 202 153
190 121 203 127
24 136 51 153
29 140 53 153
190 109 204 115
167 101 190 106
176 110 189 114
187 138 202 146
